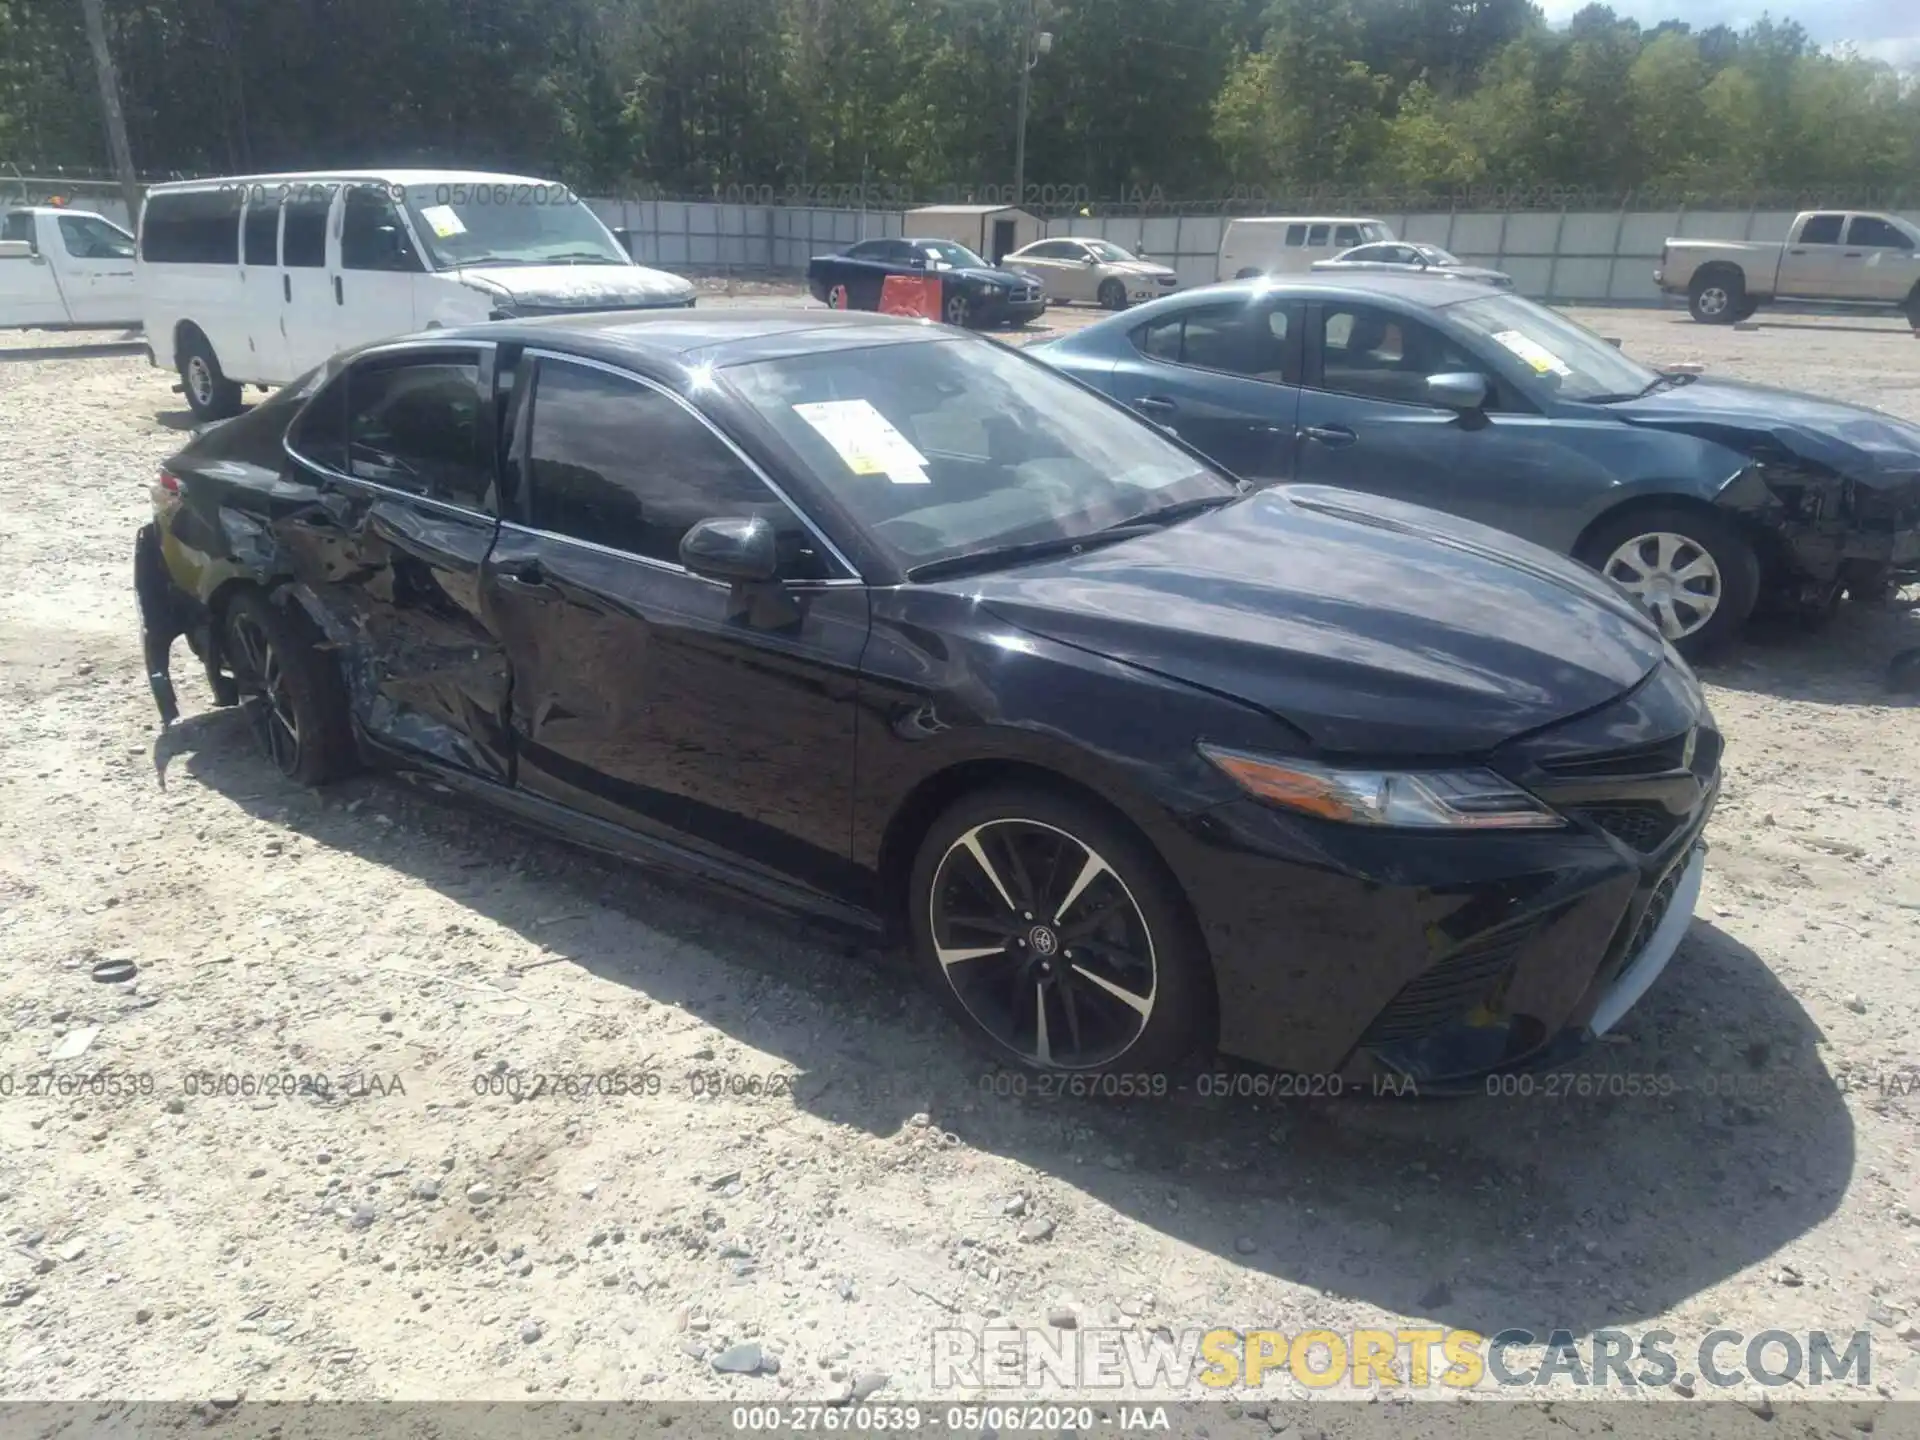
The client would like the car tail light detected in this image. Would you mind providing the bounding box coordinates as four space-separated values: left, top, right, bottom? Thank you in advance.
157 468 179 494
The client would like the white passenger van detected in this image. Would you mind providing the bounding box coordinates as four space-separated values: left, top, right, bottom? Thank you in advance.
138 169 696 418
1216 216 1395 281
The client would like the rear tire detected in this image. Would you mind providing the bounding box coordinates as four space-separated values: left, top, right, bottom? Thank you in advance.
178 330 243 420
1098 278 1128 311
909 786 1209 1077
1688 270 1744 325
943 291 972 328
220 590 355 787
1577 506 1760 660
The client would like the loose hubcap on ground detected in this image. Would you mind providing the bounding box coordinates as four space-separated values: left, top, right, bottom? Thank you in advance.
1603 531 1723 640
929 818 1156 1069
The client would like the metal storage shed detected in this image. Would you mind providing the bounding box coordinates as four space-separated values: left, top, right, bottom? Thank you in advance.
904 205 1042 265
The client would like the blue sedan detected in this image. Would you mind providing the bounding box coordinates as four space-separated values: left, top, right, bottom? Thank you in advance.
1031 275 1920 656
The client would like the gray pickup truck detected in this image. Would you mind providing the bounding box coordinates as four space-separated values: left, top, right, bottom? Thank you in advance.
1657 210 1920 325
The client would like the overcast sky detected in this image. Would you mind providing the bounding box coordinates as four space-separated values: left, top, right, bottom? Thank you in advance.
1536 0 1920 66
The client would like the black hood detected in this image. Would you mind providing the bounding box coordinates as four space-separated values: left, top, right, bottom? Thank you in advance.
948 486 1668 755
1606 376 1920 488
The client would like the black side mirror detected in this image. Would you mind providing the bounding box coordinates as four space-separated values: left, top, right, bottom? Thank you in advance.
681 515 779 583
612 226 633 256
1426 372 1489 412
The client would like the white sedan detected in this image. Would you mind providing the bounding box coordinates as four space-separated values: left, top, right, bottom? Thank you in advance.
1001 237 1181 309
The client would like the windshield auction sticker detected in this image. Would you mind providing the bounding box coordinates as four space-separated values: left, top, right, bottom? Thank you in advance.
1489 329 1573 377
793 399 930 484
418 203 468 238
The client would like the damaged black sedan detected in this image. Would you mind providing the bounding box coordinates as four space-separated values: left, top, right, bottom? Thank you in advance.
137 310 1719 1088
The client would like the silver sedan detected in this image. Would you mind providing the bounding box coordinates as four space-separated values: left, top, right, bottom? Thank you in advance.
1313 241 1514 289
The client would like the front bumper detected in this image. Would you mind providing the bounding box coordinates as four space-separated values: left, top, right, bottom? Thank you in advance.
1162 662 1720 1087
979 291 1048 326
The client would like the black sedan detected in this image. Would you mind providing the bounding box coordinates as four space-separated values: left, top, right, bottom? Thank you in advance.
806 237 1047 328
1035 274 1920 655
135 309 1718 1088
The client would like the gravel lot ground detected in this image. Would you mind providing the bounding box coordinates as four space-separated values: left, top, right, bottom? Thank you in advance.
2 298 1918 1423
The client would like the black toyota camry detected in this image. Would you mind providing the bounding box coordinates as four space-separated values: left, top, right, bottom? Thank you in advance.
135 309 1721 1088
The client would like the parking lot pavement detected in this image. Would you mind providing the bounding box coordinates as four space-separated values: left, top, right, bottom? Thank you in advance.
0 307 1916 1406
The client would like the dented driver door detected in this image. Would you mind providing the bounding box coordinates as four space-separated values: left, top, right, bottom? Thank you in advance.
280 344 513 779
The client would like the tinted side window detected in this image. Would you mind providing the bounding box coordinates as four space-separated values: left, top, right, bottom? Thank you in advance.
846 240 888 259
1847 216 1913 250
140 190 241 264
342 186 421 271
288 372 349 472
1798 213 1844 245
242 200 279 266
346 357 491 510
1305 224 1329 247
1316 303 1485 406
1132 302 1298 383
1334 225 1361 248
282 192 330 268
1 212 31 245
527 360 813 572
1284 224 1306 247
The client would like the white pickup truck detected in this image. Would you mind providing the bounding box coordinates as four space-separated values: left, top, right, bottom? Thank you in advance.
0 206 140 329
1657 209 1920 325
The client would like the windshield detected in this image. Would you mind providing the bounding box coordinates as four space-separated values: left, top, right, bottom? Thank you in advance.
1084 240 1137 262
400 183 628 269
1444 293 1660 404
916 241 988 270
725 338 1236 572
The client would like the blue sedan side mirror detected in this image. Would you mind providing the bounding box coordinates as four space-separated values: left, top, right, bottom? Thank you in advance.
1426 372 1489 412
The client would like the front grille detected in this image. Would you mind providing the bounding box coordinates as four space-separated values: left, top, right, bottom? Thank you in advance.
1359 924 1535 1047
1540 734 1691 778
1013 285 1041 303
1572 803 1682 853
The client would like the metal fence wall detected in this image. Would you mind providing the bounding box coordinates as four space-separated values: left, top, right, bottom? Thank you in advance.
591 196 1920 305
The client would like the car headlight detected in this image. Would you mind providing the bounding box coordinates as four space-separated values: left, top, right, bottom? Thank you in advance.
1199 744 1563 829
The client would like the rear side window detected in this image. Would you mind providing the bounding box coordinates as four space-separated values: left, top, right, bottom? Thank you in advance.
1305 224 1329 247
345 356 492 510
525 358 804 570
1284 224 1306 247
282 192 330 268
1133 301 1301 383
1846 216 1913 250
140 190 240 264
242 200 278 266
1798 214 1844 245
1 212 31 245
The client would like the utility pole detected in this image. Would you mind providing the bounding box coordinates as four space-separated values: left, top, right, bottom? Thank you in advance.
1011 0 1052 208
79 0 142 227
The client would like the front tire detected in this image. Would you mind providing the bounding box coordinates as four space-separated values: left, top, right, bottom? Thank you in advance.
178 331 243 419
1688 270 1744 325
1577 506 1760 659
221 590 355 787
909 787 1208 1076
1098 278 1128 311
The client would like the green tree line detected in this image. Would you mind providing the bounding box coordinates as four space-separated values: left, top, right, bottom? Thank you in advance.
3 0 1917 203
